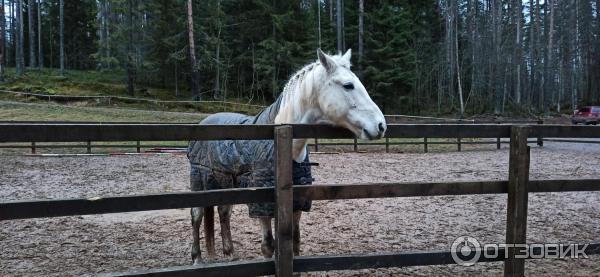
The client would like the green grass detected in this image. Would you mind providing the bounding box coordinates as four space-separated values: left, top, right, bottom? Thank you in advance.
0 101 205 122
0 67 264 115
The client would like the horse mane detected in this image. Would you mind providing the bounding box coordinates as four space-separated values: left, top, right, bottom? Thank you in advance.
253 52 350 124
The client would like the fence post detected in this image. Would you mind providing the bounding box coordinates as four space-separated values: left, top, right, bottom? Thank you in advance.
385 137 389 153
457 137 462 152
314 138 319 152
497 137 501 150
504 126 530 277
136 141 141 153
353 138 358 152
274 125 294 277
86 141 92 154
536 119 543 147
31 142 36 154
424 137 428 153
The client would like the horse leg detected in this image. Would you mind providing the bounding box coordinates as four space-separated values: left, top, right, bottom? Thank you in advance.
191 207 204 264
204 206 217 259
259 218 274 258
218 205 234 256
293 211 302 256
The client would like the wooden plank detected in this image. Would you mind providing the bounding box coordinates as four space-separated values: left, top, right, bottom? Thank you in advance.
103 242 600 276
529 179 600 192
294 242 600 272
0 188 273 220
504 126 530 277
0 124 275 142
294 249 504 272
274 126 294 277
424 137 428 153
295 181 508 200
3 179 598 221
100 259 274 277
383 124 511 138
292 124 511 139
529 125 600 138
541 138 600 144
1 123 597 143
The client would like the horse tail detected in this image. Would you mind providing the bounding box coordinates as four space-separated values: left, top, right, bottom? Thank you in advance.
203 206 216 257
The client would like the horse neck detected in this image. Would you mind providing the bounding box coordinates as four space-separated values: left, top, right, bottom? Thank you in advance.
273 62 321 162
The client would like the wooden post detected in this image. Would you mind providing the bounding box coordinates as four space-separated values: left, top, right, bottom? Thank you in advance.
497 137 501 150
423 137 428 153
86 141 92 154
31 142 36 154
536 119 543 147
314 138 319 152
136 141 141 153
504 126 530 277
353 138 358 152
457 137 462 152
385 137 389 153
274 125 294 277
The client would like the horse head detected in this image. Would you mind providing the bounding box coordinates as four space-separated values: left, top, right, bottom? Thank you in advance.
314 49 386 140
274 48 387 161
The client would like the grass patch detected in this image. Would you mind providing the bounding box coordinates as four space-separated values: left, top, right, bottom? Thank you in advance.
0 67 265 115
0 101 205 122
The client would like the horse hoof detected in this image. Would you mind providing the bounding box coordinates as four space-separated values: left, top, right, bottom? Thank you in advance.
223 248 234 257
193 258 204 265
261 243 274 258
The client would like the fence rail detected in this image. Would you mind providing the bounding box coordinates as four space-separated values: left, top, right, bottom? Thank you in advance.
1 123 599 276
2 121 600 154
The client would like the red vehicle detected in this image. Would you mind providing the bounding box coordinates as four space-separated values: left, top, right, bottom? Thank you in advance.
572 106 600 125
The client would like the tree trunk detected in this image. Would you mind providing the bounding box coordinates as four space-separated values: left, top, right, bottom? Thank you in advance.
0 0 4 81
213 0 221 100
16 0 24 76
336 0 342 52
59 0 64 76
37 0 42 68
514 0 522 104
543 0 555 114
454 3 464 116
358 0 363 76
27 0 35 68
126 0 135 96
341 0 345 50
186 0 200 100
316 0 321 48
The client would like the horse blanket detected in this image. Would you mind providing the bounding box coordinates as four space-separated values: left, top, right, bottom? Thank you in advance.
187 100 313 217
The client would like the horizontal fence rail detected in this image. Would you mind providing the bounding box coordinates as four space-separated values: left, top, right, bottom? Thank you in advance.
2 179 600 221
1 123 599 143
105 243 600 277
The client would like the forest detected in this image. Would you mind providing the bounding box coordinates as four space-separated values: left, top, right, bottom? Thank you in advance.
0 0 599 116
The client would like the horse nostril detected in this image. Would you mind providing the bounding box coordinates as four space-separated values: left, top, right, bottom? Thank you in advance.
378 122 385 133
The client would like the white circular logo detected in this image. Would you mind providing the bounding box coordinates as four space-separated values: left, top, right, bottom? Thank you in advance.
451 236 481 266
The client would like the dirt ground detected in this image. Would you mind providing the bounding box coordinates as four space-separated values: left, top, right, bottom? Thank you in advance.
1 142 599 276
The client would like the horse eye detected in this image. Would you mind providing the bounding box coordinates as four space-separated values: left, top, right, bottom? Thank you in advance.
343 83 354 90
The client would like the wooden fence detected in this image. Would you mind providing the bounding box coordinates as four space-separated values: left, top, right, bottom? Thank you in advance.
0 119 547 154
1 123 600 276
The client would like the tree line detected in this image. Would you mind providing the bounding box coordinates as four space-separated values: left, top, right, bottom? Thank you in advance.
0 0 599 115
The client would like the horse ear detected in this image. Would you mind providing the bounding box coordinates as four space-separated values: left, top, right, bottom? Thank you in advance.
342 49 352 62
317 48 335 73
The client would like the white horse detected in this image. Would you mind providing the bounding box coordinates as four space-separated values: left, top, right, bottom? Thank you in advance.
187 49 386 264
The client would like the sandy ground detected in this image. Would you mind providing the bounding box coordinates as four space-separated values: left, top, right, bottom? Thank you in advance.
1 142 599 276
